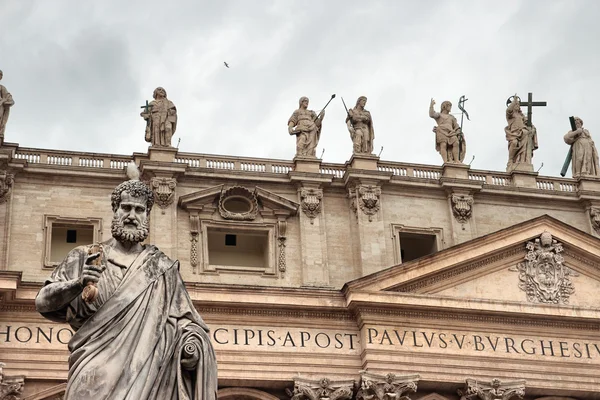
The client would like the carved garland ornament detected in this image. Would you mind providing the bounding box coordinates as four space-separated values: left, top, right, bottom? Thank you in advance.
300 187 323 224
0 171 14 204
286 377 354 400
278 220 287 273
189 215 200 274
590 206 600 235
451 193 473 224
150 177 176 209
458 378 525 400
357 185 381 222
509 232 578 304
218 186 259 221
356 371 419 400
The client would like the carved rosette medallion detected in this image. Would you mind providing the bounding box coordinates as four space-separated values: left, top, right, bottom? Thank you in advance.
0 171 14 204
0 362 25 400
357 185 381 222
451 193 473 224
509 232 578 304
458 378 525 400
300 187 323 224
590 206 600 235
218 186 259 221
150 177 177 209
286 377 354 400
356 371 419 400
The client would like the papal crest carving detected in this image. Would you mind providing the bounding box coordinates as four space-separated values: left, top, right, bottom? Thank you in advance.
358 185 381 222
356 371 419 400
458 378 525 400
286 377 354 400
150 177 176 209
451 194 473 224
300 187 323 223
0 170 14 204
509 232 578 304
590 206 600 235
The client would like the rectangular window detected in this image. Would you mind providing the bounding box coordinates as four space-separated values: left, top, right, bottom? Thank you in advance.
44 215 103 267
391 224 444 265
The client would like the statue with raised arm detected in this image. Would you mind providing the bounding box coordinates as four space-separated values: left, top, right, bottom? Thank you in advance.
36 163 217 400
288 96 325 157
346 96 374 154
0 70 15 141
141 87 177 147
505 94 537 170
429 98 465 163
564 116 599 177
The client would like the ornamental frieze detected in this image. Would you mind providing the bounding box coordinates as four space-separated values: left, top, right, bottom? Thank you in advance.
458 378 525 400
356 371 419 400
286 377 354 400
509 232 578 304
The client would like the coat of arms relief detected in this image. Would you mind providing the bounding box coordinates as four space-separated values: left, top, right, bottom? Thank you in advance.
509 232 578 304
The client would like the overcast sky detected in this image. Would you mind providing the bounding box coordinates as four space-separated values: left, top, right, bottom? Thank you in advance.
1 0 599 176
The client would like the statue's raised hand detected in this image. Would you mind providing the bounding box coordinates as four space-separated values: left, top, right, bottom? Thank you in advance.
80 252 104 287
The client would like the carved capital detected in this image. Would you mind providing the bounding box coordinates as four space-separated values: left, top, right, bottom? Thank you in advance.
509 232 578 304
150 177 177 209
458 378 525 400
356 371 419 400
0 171 14 204
300 188 323 223
355 184 381 222
590 206 600 235
0 363 25 400
451 193 473 224
286 377 354 400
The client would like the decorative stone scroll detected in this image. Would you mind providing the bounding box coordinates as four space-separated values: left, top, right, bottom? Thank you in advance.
0 170 14 204
278 220 287 273
189 214 200 274
218 186 259 221
286 377 354 400
300 187 323 224
458 378 525 400
0 362 25 400
590 206 600 235
151 177 177 209
357 185 381 222
451 193 474 224
356 371 419 400
509 232 578 304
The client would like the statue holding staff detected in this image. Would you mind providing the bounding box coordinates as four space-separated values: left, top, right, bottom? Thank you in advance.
345 96 374 154
563 116 599 177
0 70 15 141
141 87 177 147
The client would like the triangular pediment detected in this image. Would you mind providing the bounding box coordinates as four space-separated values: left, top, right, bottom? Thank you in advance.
344 215 600 308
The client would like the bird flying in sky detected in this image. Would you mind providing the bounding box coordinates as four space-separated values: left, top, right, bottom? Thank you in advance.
224 61 229 68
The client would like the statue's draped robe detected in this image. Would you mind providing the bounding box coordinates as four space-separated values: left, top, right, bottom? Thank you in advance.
39 242 217 400
565 128 600 176
0 84 14 137
288 108 320 157
505 107 534 165
347 108 374 154
148 98 177 147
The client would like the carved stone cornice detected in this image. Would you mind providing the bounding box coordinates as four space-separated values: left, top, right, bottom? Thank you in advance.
458 378 525 400
300 187 323 223
0 170 14 204
509 232 578 304
356 371 419 400
451 193 474 224
286 377 354 400
150 177 177 209
0 363 25 400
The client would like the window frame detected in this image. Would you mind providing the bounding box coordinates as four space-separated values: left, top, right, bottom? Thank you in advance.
390 224 444 264
43 215 103 268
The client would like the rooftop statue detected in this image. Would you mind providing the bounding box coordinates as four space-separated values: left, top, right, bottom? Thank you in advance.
429 98 465 163
0 70 15 142
563 117 599 177
345 96 375 155
35 163 217 400
288 96 326 157
141 87 178 147
505 94 539 171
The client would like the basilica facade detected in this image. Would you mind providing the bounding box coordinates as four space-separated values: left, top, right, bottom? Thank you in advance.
0 140 599 399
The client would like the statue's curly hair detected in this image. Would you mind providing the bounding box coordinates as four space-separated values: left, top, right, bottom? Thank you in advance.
110 180 154 215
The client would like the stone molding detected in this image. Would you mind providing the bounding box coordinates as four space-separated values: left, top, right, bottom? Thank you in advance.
0 170 13 204
150 177 177 209
300 187 323 223
509 233 578 304
218 186 259 221
451 193 474 224
458 378 525 400
356 371 419 400
286 377 354 400
217 387 279 400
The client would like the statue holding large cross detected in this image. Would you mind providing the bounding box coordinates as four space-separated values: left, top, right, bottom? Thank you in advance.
504 92 546 172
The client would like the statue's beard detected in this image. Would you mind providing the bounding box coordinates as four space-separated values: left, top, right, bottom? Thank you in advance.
111 216 149 244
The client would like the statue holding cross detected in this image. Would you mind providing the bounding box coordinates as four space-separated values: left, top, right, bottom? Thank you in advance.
140 87 177 147
504 92 546 172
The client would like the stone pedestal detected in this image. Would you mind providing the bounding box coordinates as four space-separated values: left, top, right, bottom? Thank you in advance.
148 146 178 163
442 162 470 179
293 156 321 174
507 162 534 173
348 153 379 170
510 169 538 189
